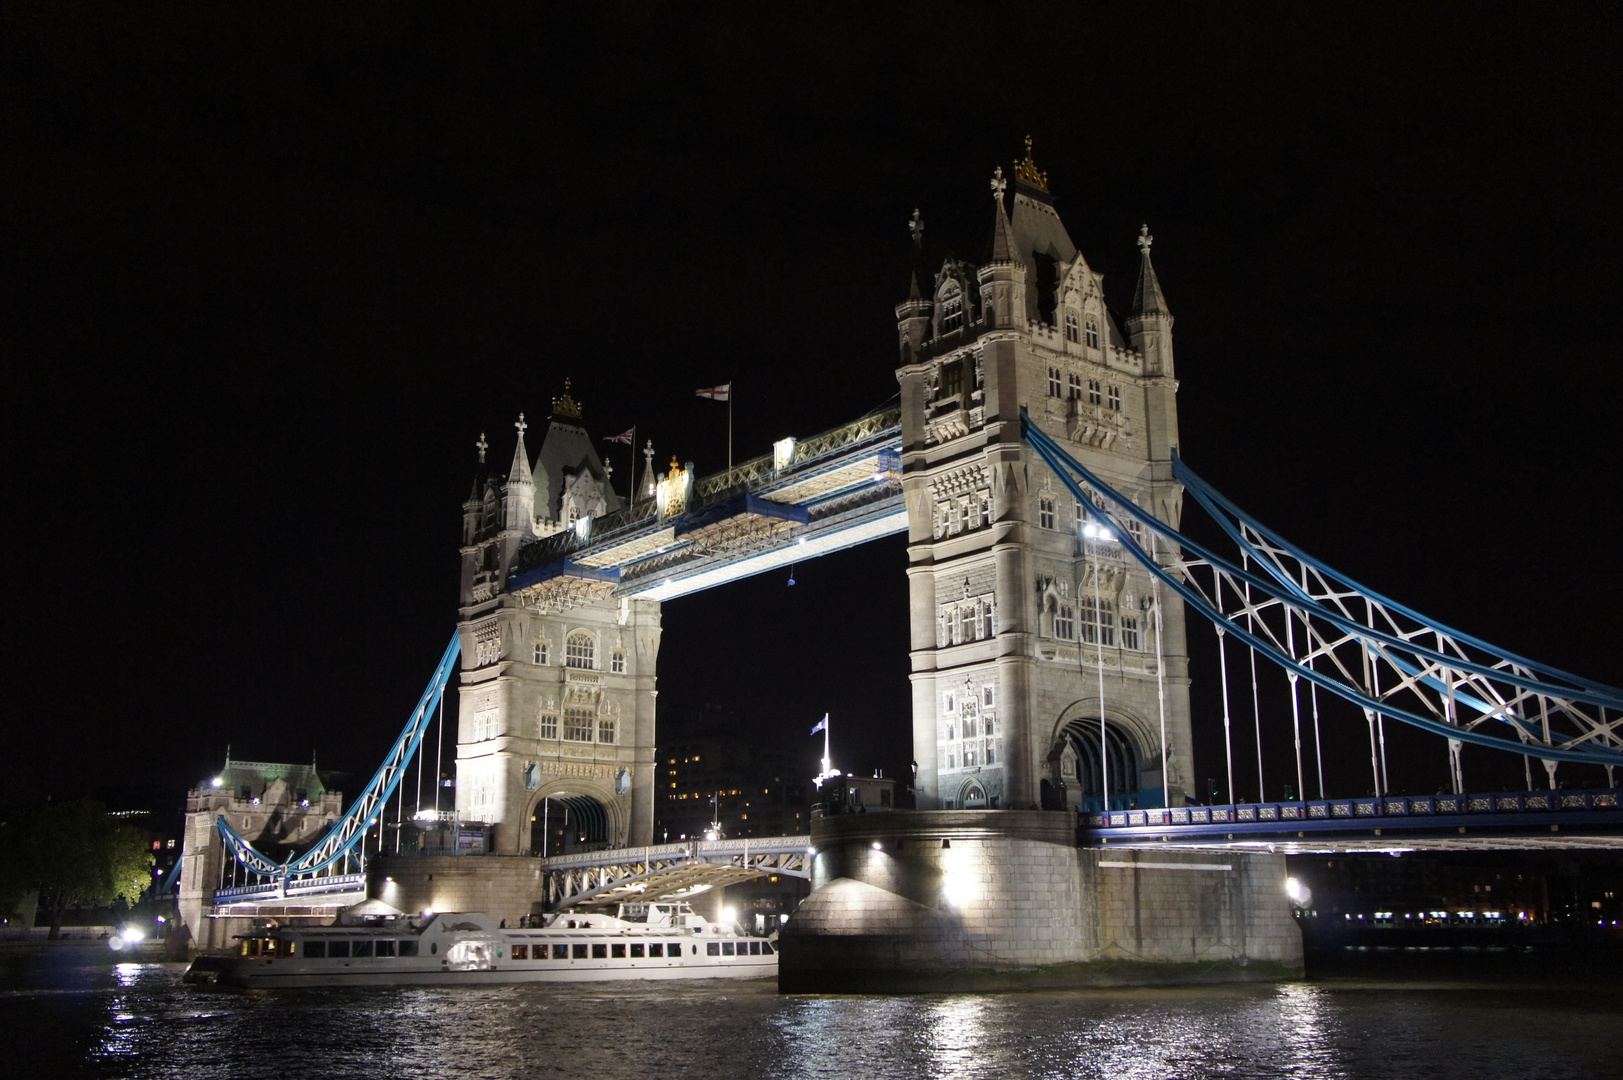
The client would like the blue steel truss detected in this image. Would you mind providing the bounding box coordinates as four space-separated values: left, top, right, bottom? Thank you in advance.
1020 410 1623 776
215 632 461 882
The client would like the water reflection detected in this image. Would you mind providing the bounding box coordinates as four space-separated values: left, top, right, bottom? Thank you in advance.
1 965 1617 1080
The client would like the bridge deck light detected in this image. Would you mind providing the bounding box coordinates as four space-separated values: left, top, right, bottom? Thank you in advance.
871 842 883 851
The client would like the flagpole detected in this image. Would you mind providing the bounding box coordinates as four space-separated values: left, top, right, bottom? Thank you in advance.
629 425 636 504
728 382 734 472
823 713 830 776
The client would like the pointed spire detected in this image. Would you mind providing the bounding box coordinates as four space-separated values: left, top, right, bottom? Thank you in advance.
990 166 1015 261
1130 224 1170 318
508 413 533 486
907 209 926 299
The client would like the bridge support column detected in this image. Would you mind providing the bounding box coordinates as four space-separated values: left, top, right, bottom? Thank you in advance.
779 811 1302 992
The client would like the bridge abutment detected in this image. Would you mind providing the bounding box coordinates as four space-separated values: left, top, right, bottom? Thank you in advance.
778 811 1302 992
370 855 542 928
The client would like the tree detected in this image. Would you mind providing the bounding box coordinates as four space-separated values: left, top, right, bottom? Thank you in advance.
2 800 155 938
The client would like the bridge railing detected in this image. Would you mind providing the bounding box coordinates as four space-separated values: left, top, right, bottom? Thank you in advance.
1086 787 1621 833
213 873 368 903
538 834 812 872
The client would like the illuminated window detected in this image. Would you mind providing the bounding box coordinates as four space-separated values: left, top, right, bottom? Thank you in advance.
1039 496 1056 530
532 640 549 665
565 631 595 669
941 362 963 397
1064 310 1080 343
964 748 978 767
610 650 626 674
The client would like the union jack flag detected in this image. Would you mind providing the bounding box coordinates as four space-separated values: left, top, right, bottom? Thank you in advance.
602 428 635 445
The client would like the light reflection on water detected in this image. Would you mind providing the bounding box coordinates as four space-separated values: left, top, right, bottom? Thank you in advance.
0 960 1619 1080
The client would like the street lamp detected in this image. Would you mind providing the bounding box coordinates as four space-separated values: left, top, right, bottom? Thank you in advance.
541 791 570 859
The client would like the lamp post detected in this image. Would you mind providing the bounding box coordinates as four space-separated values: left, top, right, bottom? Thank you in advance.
540 791 570 859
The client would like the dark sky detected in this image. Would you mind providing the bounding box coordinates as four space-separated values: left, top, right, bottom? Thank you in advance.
5 3 1622 809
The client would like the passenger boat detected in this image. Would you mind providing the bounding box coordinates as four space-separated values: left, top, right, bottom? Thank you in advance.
186 901 777 988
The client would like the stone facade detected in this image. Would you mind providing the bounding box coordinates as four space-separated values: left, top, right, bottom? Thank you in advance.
779 811 1303 991
457 386 661 853
898 144 1192 813
370 855 542 928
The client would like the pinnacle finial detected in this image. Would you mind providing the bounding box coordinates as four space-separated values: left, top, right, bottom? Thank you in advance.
1138 223 1153 255
909 208 924 248
476 432 488 463
552 378 583 420
1014 135 1048 193
515 412 527 439
990 166 1006 201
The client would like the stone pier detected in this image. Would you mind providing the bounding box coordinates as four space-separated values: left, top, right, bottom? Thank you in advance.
778 810 1303 992
369 855 543 927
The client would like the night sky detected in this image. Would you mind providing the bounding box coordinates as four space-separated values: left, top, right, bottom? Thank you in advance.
6 4 1622 811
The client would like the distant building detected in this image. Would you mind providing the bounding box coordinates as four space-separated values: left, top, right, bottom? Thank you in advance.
815 773 898 817
656 735 812 841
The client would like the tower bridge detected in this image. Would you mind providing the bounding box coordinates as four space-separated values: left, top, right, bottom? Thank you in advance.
182 141 1623 985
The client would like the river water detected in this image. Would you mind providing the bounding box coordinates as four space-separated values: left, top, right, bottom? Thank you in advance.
4 952 1620 1079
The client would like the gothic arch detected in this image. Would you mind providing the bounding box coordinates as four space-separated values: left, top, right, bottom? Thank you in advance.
526 785 621 855
1050 699 1157 807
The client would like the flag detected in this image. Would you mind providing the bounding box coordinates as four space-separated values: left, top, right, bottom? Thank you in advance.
695 383 731 401
811 715 827 735
602 428 635 445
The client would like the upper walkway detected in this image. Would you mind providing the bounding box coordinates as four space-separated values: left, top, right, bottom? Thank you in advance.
509 407 903 607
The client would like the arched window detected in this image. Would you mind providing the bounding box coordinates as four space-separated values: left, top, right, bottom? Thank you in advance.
610 650 626 675
565 631 595 670
1064 310 1080 343
1085 318 1100 349
532 640 549 666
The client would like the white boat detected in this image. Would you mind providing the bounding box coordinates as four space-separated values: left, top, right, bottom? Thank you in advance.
187 902 777 988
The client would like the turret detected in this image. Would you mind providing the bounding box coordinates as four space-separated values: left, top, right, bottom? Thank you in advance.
895 209 933 364
977 166 1027 331
1125 224 1174 377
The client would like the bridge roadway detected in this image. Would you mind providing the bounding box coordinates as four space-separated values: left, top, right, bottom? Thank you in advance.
508 406 904 608
1086 787 1623 853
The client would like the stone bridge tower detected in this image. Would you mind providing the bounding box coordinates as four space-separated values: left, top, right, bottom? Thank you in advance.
897 142 1193 812
456 383 661 854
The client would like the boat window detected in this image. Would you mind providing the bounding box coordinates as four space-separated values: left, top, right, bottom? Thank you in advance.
511 944 528 960
672 943 685 955
399 940 419 957
611 943 626 958
571 944 587 959
304 940 326 959
376 940 397 958
630 943 644 958
707 942 721 956
592 944 607 959
749 941 761 955
329 940 351 958
430 942 438 955
352 940 374 958
552 944 567 959
648 943 663 958
722 941 735 956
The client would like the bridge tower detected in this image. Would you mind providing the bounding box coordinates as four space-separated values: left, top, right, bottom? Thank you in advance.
897 142 1193 812
456 384 661 854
